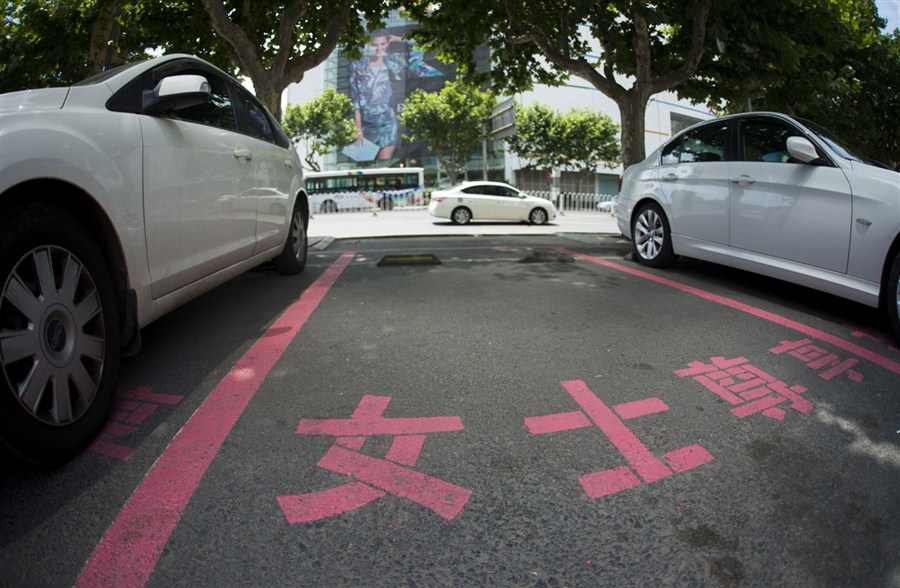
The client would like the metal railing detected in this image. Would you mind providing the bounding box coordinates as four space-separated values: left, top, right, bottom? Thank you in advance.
528 191 618 213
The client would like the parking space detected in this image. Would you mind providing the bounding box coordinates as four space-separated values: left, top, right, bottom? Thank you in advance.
2 235 898 587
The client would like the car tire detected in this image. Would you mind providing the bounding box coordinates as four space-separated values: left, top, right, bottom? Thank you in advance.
274 202 308 275
529 208 548 225
887 249 900 344
451 207 472 225
0 205 121 465
378 197 394 211
631 202 676 268
320 200 337 214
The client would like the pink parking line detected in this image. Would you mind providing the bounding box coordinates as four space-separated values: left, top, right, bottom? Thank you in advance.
278 482 385 524
297 416 464 437
731 395 786 419
562 249 900 376
117 386 183 404
561 380 672 484
88 439 134 461
524 411 592 434
613 397 668 420
76 253 356 588
318 445 472 520
337 395 392 450
386 435 427 466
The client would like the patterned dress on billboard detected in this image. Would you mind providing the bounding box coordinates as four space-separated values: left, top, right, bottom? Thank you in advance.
350 41 442 149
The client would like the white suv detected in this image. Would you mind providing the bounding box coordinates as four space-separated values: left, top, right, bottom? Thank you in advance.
0 54 309 464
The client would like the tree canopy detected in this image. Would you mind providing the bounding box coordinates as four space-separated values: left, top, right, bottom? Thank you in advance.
2 1 393 119
406 0 713 167
678 1 898 168
398 81 496 185
198 0 391 119
406 0 896 167
282 89 357 172
505 103 620 178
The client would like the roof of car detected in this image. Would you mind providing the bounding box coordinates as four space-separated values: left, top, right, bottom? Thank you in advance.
451 181 516 188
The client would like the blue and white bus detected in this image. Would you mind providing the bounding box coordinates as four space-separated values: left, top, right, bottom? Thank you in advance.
305 167 425 213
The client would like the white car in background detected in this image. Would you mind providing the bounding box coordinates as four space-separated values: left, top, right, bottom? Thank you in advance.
616 111 900 341
428 181 557 225
0 54 309 464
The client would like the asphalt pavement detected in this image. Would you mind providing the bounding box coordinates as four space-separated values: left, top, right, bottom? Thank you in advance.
4 214 898 587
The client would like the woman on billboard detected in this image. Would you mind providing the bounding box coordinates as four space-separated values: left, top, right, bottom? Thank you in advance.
349 31 443 161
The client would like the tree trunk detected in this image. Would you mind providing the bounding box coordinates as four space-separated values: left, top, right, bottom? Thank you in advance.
251 75 286 122
87 1 124 75
617 90 652 168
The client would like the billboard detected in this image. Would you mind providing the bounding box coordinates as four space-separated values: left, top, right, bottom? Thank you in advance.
335 22 488 169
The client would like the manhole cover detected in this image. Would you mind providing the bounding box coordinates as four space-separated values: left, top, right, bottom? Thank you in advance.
377 254 442 267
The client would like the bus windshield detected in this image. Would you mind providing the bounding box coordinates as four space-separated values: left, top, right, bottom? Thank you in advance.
305 168 425 213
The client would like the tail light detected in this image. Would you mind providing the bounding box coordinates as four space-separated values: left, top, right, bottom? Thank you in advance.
432 195 446 203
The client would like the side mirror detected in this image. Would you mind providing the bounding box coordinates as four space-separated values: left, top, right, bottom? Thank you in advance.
787 136 827 165
143 75 211 114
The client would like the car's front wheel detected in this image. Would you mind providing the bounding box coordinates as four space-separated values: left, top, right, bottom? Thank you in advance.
0 205 121 465
631 202 676 268
274 202 308 275
886 248 900 344
451 207 472 225
529 208 548 225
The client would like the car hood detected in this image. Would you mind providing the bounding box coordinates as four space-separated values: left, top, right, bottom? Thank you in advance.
0 87 69 113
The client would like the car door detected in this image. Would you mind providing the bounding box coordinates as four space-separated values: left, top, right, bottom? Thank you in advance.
656 120 731 246
460 185 500 219
492 185 526 220
229 83 297 254
729 116 852 273
140 67 257 299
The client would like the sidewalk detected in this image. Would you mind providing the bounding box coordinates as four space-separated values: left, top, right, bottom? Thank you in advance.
307 208 622 245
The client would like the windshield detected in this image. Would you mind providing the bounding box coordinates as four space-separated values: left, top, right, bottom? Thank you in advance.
73 61 144 86
797 117 887 168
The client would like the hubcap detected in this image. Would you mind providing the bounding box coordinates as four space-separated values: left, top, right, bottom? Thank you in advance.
1 246 105 426
291 211 306 262
635 209 664 260
896 275 900 317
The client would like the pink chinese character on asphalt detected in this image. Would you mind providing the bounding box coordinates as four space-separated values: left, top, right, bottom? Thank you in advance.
769 338 864 382
675 356 811 421
87 386 184 461
278 395 472 523
524 380 713 499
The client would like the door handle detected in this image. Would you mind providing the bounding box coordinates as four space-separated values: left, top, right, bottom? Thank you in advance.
283 159 294 170
662 173 678 182
233 148 253 161
730 175 756 185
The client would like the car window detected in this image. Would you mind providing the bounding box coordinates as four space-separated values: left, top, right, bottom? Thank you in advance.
232 84 276 144
462 185 490 195
497 186 519 198
740 119 798 163
661 122 727 164
162 73 237 132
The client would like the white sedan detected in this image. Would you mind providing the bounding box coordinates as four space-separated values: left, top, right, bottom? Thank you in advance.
616 111 900 342
0 54 309 464
428 181 557 225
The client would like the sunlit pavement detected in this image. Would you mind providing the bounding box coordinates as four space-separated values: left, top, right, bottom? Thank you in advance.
307 208 620 242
